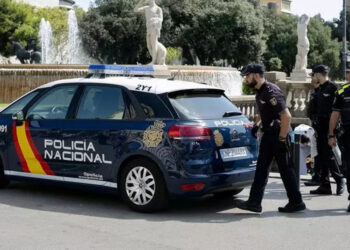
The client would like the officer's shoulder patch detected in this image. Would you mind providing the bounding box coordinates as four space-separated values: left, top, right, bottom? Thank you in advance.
270 97 277 106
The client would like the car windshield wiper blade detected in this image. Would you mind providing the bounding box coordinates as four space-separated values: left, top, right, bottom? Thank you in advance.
223 111 242 117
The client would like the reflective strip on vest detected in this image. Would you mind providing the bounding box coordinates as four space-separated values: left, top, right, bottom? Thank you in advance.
338 84 350 95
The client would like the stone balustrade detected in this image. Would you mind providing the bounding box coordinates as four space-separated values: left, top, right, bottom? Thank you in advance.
231 71 315 126
230 96 256 121
277 79 313 125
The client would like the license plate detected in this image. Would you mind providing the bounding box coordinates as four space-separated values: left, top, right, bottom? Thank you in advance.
220 147 248 161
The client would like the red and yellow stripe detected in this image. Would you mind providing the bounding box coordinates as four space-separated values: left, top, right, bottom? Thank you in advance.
12 121 54 175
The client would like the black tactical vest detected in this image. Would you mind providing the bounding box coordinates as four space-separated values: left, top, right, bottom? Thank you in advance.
338 84 350 126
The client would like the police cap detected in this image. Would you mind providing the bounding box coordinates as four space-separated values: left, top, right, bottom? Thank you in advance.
310 65 329 76
241 63 265 76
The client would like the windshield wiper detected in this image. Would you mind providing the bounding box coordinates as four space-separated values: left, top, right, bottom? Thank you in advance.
223 111 242 117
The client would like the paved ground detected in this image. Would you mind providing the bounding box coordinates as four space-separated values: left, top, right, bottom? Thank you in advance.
0 177 349 250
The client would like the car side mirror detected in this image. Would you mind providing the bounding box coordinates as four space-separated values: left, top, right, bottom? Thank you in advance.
12 111 24 121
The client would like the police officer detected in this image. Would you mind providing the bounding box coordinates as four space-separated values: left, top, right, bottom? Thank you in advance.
236 63 305 213
329 67 350 212
308 65 345 195
305 75 321 186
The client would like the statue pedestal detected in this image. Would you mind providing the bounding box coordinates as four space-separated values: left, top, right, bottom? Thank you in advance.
277 78 312 126
265 71 286 83
290 69 310 81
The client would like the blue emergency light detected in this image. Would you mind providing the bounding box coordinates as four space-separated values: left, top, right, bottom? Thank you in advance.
88 65 154 77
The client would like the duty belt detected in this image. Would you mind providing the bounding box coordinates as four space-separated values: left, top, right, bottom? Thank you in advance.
261 119 281 133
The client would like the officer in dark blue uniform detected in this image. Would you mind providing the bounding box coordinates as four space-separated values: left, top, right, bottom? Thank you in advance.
308 65 345 195
305 75 321 186
329 67 350 212
236 63 305 213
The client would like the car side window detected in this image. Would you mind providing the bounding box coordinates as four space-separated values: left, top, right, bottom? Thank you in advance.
26 86 78 120
132 91 172 119
76 86 126 120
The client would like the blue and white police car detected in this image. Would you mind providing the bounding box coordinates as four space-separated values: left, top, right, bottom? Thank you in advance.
0 65 257 212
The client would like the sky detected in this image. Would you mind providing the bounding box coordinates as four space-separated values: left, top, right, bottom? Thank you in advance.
291 0 342 21
74 0 343 22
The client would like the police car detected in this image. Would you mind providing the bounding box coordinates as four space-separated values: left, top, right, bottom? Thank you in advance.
0 65 257 212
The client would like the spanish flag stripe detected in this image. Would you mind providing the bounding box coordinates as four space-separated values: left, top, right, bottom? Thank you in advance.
24 122 55 176
16 122 46 175
12 122 30 173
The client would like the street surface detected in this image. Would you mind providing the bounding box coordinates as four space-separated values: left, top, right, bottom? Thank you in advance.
0 177 349 250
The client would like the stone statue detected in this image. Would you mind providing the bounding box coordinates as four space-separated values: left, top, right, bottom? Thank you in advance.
291 14 310 80
11 41 41 64
134 0 167 65
294 14 310 71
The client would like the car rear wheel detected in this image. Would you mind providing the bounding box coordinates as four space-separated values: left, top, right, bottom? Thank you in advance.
120 159 168 213
213 188 244 198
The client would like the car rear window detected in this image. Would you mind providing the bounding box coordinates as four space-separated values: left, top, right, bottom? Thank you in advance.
132 91 172 119
168 90 241 119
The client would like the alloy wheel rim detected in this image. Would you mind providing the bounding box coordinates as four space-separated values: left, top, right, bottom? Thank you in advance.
125 166 156 205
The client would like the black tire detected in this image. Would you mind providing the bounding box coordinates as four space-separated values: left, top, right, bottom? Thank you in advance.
0 162 9 189
120 158 168 213
213 188 244 198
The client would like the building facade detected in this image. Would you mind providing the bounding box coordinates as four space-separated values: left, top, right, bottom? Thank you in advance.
260 0 292 14
14 0 75 9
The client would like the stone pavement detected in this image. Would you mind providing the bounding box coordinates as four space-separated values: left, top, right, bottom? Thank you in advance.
0 177 349 250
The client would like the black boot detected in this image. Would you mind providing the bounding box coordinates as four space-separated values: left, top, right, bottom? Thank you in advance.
304 180 320 186
336 178 345 195
278 201 306 213
310 186 332 195
235 200 262 213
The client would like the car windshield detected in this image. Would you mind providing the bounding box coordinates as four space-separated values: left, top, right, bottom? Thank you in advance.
168 90 241 119
1 90 40 115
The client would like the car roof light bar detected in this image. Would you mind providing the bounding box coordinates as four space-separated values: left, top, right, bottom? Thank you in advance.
87 65 155 78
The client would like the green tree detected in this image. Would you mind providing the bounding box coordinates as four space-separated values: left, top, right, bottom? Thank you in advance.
166 47 181 65
34 8 69 47
0 0 73 56
308 17 341 79
263 12 341 78
263 12 298 74
268 57 282 71
164 0 265 66
79 0 150 64
80 0 265 66
0 0 36 55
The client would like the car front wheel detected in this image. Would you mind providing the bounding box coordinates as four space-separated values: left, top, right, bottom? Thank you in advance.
120 159 168 213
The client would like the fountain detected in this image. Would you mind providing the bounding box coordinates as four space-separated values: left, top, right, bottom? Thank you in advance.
67 10 96 64
0 8 242 103
170 66 242 97
39 18 53 64
39 10 96 65
67 9 80 64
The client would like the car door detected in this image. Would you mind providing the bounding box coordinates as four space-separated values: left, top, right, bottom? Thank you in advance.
65 84 140 185
9 85 79 179
0 90 41 174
